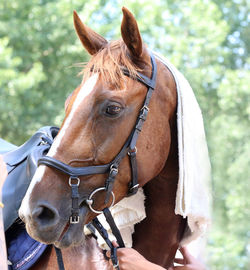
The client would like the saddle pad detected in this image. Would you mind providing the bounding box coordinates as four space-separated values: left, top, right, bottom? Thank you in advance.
5 221 48 270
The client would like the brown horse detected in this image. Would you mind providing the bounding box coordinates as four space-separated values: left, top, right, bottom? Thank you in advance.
19 7 186 269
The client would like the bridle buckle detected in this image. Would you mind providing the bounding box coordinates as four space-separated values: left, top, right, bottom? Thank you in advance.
70 215 80 224
110 164 118 174
128 147 137 156
141 105 149 112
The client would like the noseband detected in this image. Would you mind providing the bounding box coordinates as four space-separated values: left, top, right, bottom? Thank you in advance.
38 52 157 224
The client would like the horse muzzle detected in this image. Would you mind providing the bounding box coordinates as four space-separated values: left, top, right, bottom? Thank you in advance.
21 201 88 248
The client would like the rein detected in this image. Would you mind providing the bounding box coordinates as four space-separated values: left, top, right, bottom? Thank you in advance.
38 52 157 270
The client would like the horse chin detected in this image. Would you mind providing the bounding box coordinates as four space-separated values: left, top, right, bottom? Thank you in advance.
53 206 89 248
54 221 86 249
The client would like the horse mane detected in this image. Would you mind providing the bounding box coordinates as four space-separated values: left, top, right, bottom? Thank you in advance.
81 39 140 89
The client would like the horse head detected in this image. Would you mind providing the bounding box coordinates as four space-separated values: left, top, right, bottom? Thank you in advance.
19 7 177 249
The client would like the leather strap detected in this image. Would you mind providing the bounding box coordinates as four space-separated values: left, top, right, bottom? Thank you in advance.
127 150 139 196
91 217 113 249
91 217 120 270
70 177 80 223
54 246 65 270
103 208 125 248
122 68 156 89
105 165 119 204
38 156 110 177
86 223 97 240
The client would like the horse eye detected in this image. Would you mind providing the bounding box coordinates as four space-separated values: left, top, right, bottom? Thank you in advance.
105 105 122 116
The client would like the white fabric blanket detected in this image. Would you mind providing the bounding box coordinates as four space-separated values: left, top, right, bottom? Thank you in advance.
154 52 211 245
85 52 211 248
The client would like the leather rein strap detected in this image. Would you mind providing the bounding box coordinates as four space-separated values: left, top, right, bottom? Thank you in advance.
38 52 157 270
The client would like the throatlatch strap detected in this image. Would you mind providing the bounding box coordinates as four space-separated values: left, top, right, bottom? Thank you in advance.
54 246 65 270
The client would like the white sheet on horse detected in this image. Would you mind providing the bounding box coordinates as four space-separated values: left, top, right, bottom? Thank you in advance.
84 52 211 248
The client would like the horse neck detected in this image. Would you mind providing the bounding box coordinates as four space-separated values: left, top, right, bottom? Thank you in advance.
132 114 187 268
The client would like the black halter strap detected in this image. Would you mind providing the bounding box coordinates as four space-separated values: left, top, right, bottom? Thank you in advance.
38 51 157 270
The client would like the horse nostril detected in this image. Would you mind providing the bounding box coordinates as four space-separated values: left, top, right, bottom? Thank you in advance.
32 204 59 227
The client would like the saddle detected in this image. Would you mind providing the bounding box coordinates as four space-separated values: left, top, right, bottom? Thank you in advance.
0 139 17 154
2 126 59 230
1 127 59 270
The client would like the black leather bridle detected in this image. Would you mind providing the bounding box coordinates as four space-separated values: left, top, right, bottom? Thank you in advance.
38 52 157 270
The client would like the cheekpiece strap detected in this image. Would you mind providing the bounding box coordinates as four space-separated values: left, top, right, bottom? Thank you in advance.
129 53 157 151
127 150 139 196
69 177 80 224
105 164 119 204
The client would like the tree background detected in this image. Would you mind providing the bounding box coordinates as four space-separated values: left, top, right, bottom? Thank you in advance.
0 0 249 269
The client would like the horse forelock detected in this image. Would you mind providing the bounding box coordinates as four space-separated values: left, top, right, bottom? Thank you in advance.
81 39 142 89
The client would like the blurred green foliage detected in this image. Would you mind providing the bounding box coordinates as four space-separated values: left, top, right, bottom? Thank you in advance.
0 0 249 269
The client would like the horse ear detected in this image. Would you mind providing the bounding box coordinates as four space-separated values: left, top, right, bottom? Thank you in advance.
121 7 143 58
73 11 108 55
